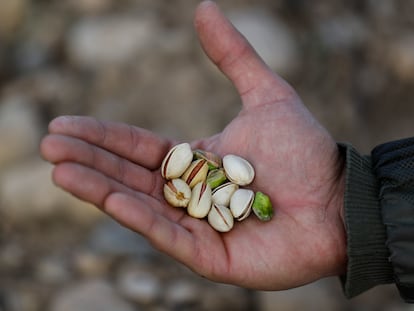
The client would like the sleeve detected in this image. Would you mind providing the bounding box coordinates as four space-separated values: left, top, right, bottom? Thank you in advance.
371 137 414 303
338 143 394 299
339 138 414 303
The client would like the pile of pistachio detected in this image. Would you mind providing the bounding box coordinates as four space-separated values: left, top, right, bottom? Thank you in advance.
161 143 273 232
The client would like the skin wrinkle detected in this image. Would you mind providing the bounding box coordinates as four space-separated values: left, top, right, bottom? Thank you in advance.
283 210 333 278
128 124 138 164
126 123 164 170
68 134 147 195
217 42 253 90
216 37 249 71
89 141 101 173
242 79 290 110
97 119 109 148
148 170 161 200
116 156 128 188
94 167 147 209
202 233 231 282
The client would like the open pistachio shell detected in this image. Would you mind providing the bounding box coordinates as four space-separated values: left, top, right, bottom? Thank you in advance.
230 188 254 221
208 204 234 232
163 179 191 208
222 154 255 186
181 159 209 188
161 143 193 179
212 182 239 207
188 182 212 218
193 149 222 170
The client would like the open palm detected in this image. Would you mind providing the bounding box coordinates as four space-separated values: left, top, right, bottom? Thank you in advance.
41 1 347 291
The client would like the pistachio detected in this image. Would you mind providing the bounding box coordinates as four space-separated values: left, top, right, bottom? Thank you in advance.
208 204 234 232
187 182 212 218
161 145 272 228
181 159 209 188
193 149 222 170
161 143 193 179
222 154 255 186
206 168 227 189
252 191 273 221
163 179 191 208
230 189 254 221
212 182 238 207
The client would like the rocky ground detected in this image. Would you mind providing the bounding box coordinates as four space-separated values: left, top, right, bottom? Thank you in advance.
1 0 414 310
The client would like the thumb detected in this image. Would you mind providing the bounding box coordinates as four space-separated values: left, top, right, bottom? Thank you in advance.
194 1 294 108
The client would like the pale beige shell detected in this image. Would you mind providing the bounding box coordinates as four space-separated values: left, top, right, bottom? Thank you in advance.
222 154 255 186
181 159 209 188
230 188 254 221
163 179 191 207
161 143 193 179
212 182 239 207
208 204 234 232
187 182 212 218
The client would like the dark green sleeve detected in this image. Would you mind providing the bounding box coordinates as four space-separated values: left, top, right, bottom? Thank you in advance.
371 137 414 303
339 138 414 303
338 143 393 298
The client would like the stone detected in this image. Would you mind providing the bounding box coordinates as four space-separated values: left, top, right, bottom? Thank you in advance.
50 280 136 311
6 69 84 116
164 278 201 308
116 266 162 305
0 0 27 39
66 0 114 15
86 218 156 258
34 256 71 285
0 96 42 169
2 287 41 311
14 13 65 72
368 0 396 20
257 278 342 311
0 158 102 224
387 35 414 81
66 15 159 69
317 13 370 50
345 284 410 311
73 249 113 277
200 283 252 311
228 9 299 75
0 243 25 273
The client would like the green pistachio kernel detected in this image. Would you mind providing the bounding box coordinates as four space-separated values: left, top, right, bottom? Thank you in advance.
252 191 273 221
206 168 227 189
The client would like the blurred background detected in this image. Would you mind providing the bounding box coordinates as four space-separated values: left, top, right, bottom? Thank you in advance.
1 0 414 310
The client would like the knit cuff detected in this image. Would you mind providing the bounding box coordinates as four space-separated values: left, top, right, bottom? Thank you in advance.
338 143 394 298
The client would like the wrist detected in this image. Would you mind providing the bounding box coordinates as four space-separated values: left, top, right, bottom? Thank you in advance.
325 146 348 277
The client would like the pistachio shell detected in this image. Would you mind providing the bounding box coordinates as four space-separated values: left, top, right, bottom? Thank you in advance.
181 159 209 188
163 179 191 207
212 182 239 207
188 182 212 218
230 189 254 221
222 154 255 186
252 191 273 221
208 204 234 232
206 168 227 189
161 143 193 179
193 149 222 170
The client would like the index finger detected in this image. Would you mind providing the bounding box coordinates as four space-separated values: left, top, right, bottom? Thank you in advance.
48 116 172 170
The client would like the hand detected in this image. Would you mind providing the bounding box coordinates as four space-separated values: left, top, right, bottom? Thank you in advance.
40 1 347 290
